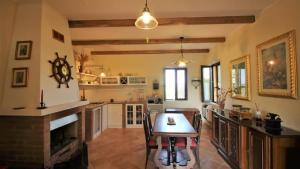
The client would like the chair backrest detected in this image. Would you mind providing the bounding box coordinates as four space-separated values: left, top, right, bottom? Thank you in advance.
146 112 153 135
193 113 203 134
192 113 202 144
143 115 151 144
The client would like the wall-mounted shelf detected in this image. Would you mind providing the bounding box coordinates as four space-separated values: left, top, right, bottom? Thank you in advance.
77 72 98 77
78 76 147 87
100 76 147 86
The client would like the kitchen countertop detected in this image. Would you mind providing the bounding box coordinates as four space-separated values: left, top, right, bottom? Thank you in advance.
85 101 147 110
212 109 300 138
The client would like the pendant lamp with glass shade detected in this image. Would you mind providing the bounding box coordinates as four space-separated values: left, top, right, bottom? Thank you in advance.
174 37 191 67
135 0 158 30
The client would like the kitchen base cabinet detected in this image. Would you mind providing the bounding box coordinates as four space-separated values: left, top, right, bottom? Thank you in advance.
125 104 144 128
85 105 102 141
107 104 123 128
102 104 108 131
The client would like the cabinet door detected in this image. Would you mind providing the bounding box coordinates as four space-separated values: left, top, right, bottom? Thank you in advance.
212 113 219 145
102 104 108 131
248 130 266 169
93 108 101 134
219 118 228 154
135 104 143 127
228 122 239 168
108 104 123 128
126 104 134 127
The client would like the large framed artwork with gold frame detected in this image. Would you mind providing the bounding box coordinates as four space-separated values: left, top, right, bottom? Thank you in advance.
256 30 297 99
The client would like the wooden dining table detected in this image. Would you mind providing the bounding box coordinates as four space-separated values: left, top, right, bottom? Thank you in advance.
153 113 198 169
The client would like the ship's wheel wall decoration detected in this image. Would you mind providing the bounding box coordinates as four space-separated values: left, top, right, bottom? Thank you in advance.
49 52 73 88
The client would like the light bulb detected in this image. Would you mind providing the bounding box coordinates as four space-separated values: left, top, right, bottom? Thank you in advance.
178 61 187 67
100 72 106 77
142 11 151 24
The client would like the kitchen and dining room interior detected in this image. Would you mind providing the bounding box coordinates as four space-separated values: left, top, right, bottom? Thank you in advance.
1 0 300 169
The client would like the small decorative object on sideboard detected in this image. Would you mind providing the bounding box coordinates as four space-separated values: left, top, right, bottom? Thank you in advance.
265 113 282 134
217 88 232 109
254 102 262 121
239 107 252 120
232 104 242 112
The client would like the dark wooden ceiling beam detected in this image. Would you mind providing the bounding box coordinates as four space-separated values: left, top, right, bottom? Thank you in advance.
69 15 255 28
91 49 209 55
72 37 225 45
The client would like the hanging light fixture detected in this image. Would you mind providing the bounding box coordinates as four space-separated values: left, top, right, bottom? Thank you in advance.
135 0 158 30
174 37 191 67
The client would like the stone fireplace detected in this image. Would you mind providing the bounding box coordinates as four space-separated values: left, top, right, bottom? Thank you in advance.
0 106 86 169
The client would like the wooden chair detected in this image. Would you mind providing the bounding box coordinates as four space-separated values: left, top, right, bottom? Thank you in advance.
143 114 169 169
146 111 153 136
175 113 202 167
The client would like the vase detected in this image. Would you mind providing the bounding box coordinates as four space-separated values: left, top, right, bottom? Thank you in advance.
219 102 225 110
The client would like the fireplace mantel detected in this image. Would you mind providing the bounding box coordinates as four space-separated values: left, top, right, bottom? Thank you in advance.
0 100 89 116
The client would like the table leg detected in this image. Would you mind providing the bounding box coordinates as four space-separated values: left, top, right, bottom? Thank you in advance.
186 137 196 169
154 136 163 168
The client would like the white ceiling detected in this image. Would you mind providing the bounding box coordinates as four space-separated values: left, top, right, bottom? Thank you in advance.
46 0 277 54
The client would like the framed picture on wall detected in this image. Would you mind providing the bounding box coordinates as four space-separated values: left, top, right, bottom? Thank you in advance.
11 67 28 88
15 41 32 60
256 30 297 99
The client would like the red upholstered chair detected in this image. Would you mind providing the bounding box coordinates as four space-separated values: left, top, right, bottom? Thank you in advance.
143 114 170 169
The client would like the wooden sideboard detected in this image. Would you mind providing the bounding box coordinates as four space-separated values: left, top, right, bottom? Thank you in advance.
212 110 300 169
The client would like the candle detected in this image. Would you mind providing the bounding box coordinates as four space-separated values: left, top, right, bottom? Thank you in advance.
82 88 85 99
41 90 43 103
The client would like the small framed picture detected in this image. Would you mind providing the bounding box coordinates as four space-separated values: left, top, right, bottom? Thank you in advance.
12 67 28 88
15 41 32 60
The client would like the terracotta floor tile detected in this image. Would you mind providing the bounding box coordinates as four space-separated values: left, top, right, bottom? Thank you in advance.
88 121 231 169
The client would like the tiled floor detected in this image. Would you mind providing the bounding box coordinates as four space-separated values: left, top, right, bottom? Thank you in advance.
88 121 231 169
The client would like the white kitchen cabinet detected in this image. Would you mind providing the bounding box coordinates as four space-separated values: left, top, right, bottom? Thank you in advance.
102 104 108 131
85 105 102 141
107 104 123 128
125 104 144 128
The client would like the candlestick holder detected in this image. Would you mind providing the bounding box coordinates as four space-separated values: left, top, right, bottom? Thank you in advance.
81 88 87 101
81 96 87 101
37 102 47 109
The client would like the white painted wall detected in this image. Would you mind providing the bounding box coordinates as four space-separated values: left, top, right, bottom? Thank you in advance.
0 0 17 105
81 54 207 110
2 1 42 109
0 0 80 114
207 0 300 130
40 1 80 106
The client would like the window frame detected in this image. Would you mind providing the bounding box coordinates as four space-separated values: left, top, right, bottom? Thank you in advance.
201 62 221 103
164 67 188 101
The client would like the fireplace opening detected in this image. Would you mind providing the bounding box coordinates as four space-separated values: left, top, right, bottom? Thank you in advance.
50 114 79 155
51 124 77 155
